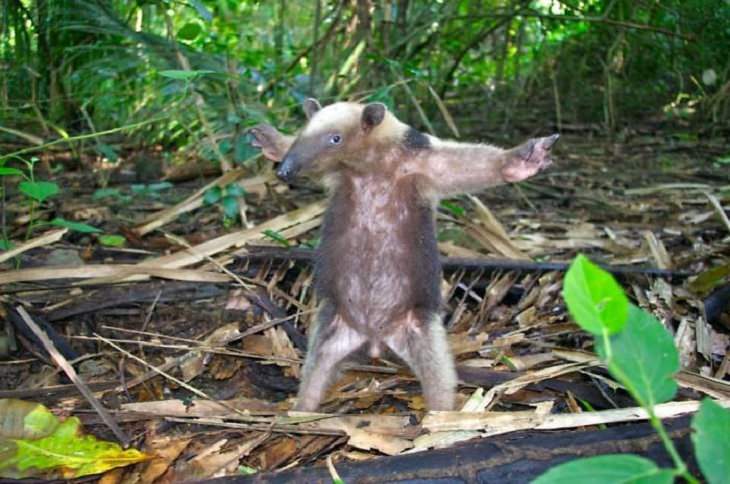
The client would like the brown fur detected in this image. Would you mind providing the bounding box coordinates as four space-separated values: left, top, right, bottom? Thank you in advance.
249 100 557 411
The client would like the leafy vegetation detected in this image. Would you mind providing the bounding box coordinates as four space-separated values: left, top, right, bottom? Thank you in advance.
534 255 730 484
0 399 148 479
2 0 728 165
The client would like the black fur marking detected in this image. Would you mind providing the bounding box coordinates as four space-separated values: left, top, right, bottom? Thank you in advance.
403 127 431 150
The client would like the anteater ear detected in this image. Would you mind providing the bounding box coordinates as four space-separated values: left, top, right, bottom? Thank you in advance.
361 103 386 132
303 98 322 119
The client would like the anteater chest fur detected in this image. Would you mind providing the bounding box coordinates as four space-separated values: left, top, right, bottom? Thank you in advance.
315 172 441 336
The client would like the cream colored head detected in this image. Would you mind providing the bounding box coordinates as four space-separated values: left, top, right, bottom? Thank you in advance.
276 99 407 181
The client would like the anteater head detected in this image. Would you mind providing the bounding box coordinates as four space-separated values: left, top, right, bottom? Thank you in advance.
276 99 394 182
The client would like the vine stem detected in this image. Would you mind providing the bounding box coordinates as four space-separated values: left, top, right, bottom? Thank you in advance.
0 116 169 161
600 327 697 483
648 410 698 484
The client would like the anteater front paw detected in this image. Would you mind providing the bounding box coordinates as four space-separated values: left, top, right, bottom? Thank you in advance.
501 133 559 183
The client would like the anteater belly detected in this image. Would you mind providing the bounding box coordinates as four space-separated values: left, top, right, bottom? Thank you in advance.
315 178 441 335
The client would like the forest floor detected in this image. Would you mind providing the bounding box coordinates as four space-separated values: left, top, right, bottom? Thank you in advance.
1 128 729 481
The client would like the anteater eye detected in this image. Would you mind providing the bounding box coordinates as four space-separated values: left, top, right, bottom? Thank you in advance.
329 134 342 145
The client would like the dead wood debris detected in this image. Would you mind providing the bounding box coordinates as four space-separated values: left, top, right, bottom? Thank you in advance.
0 134 728 481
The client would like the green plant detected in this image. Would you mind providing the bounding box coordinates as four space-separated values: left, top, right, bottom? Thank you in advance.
0 158 127 255
0 157 60 243
203 183 246 223
533 254 729 484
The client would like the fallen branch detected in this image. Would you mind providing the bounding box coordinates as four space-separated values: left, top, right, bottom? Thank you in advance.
214 416 698 483
238 246 695 278
15 306 130 447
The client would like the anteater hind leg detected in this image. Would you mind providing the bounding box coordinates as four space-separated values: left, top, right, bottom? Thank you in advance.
295 305 366 411
384 312 457 410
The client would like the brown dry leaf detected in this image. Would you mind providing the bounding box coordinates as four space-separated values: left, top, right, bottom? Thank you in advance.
675 370 730 399
137 436 192 484
503 352 555 371
674 317 696 368
72 206 111 221
0 228 67 264
347 427 412 455
466 195 527 259
180 322 242 382
448 331 488 356
257 437 298 470
265 327 299 374
170 438 248 480
99 467 125 484
437 241 485 258
209 356 243 380
242 335 273 356
643 230 672 269
225 289 251 311
122 397 280 416
515 306 539 328
0 265 230 285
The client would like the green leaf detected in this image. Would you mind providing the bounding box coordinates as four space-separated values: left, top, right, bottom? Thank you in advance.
177 22 202 41
234 136 259 164
263 229 290 248
0 167 24 177
692 398 730 484
50 218 102 234
595 305 679 407
203 186 222 205
563 254 629 335
95 143 118 162
147 182 173 192
18 181 59 203
532 454 673 484
0 238 14 251
0 399 148 478
225 183 246 198
92 188 121 200
220 195 240 219
98 235 126 247
159 69 214 81
439 200 465 217
687 263 730 296
131 182 173 198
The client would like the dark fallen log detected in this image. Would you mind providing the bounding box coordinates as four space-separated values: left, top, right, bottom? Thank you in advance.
5 304 79 362
237 246 695 279
211 416 697 484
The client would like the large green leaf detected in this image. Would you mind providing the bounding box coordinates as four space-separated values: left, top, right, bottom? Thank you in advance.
0 167 24 177
177 22 202 41
563 254 629 335
50 218 102 233
18 181 59 203
0 399 148 478
203 186 222 205
98 235 126 247
532 454 674 484
159 69 214 81
595 305 679 407
692 398 730 484
220 195 240 219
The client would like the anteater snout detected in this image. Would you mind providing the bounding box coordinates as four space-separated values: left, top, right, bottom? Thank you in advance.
276 154 300 182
